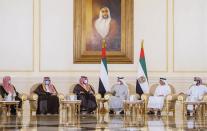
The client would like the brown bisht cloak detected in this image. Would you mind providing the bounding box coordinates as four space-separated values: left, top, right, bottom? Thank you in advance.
34 84 59 114
73 84 97 113
0 85 22 115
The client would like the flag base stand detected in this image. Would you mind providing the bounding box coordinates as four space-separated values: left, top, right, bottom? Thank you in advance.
98 98 108 114
99 108 108 114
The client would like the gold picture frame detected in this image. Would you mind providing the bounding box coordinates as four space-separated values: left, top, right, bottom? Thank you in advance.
73 0 134 64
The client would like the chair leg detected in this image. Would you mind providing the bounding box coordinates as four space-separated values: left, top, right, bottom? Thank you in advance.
20 109 23 116
173 110 175 116
166 102 169 116
182 102 185 114
30 110 32 116
145 101 148 114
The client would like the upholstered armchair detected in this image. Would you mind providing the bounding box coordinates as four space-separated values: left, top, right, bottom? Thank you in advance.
67 83 102 99
18 93 28 114
29 83 64 115
141 84 177 115
104 83 140 100
177 85 207 114
0 84 27 115
103 83 140 115
67 84 102 113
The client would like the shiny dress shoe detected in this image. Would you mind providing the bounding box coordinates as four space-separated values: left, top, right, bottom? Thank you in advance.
187 110 190 116
109 109 115 114
119 110 124 114
157 111 161 116
147 111 155 115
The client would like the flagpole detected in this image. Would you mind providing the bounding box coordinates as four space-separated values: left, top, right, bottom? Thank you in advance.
98 38 109 114
98 38 109 97
101 39 106 58
136 39 149 96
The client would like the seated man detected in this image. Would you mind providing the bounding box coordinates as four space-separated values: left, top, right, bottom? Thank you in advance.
73 76 97 114
109 77 129 114
147 78 171 116
186 77 207 115
34 77 59 115
0 76 22 115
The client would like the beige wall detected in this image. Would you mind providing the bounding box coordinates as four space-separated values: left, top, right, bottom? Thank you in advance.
0 0 207 95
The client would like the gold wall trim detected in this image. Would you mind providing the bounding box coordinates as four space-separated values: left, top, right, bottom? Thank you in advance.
166 0 169 72
39 0 42 72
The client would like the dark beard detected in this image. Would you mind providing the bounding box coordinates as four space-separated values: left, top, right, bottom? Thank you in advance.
102 16 109 19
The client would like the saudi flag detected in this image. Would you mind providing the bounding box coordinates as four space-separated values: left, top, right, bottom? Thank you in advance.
136 40 149 95
98 40 110 98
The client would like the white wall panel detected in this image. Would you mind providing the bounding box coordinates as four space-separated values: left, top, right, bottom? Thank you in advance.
174 0 207 71
40 0 72 71
0 0 33 71
135 0 168 72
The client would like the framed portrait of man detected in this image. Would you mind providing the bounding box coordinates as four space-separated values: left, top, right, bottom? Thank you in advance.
74 0 134 64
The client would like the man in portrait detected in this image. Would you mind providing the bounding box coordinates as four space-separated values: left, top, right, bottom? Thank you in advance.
86 6 121 51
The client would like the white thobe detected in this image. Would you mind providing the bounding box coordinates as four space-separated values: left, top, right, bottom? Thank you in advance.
147 85 171 110
109 84 129 111
45 85 50 92
186 85 207 110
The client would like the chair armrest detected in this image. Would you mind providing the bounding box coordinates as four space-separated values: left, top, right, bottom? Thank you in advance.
141 93 150 101
166 94 177 101
29 93 38 101
104 92 112 100
95 93 102 100
19 93 28 101
202 93 207 101
129 94 140 100
177 93 187 101
58 93 65 101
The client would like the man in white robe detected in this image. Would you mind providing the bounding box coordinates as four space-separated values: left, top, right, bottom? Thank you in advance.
109 77 129 114
186 77 207 115
147 78 171 116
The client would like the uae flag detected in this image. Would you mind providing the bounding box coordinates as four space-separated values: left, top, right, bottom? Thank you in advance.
136 40 149 96
98 40 110 98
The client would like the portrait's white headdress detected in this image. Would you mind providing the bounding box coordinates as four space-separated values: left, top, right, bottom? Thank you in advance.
95 7 111 38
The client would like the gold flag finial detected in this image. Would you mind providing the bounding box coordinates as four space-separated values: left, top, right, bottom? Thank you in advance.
141 39 144 48
102 39 106 48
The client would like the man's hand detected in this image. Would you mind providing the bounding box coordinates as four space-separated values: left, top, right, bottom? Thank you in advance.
52 93 57 96
112 91 116 96
80 91 84 94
